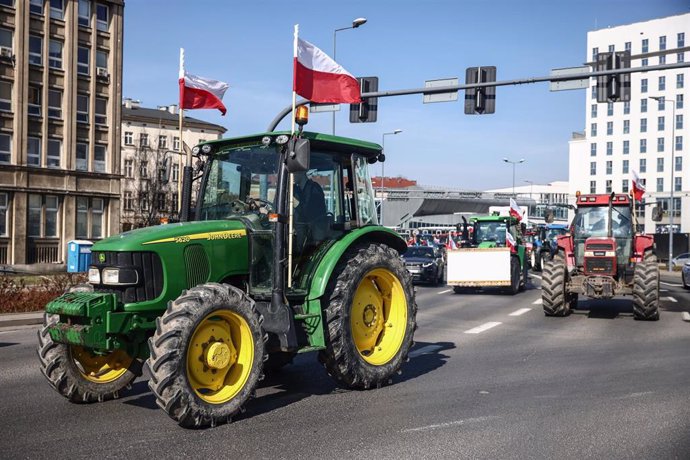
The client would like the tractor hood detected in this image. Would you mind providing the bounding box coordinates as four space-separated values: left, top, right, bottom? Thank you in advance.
478 241 498 249
93 220 248 252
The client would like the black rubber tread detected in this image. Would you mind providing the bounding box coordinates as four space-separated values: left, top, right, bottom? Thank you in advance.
507 256 520 295
683 270 689 290
145 283 265 428
632 262 660 321
318 243 417 390
643 249 657 264
542 251 571 317
37 313 141 403
519 255 528 292
533 251 542 272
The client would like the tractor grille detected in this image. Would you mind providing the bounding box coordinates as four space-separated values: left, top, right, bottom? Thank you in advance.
184 244 210 289
584 257 615 275
91 251 164 304
586 243 614 251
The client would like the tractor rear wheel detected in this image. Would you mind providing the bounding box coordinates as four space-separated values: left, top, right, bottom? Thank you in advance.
632 262 660 321
542 252 572 316
533 251 542 272
146 283 265 428
319 243 416 389
507 256 520 295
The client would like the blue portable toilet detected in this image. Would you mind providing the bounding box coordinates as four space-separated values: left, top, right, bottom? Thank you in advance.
67 240 93 273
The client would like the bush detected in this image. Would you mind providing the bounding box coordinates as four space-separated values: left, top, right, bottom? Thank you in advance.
0 274 87 314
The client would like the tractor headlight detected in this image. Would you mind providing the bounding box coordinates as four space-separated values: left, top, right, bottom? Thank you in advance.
201 144 212 154
192 146 201 155
102 267 139 286
88 267 100 284
422 262 434 268
275 135 289 145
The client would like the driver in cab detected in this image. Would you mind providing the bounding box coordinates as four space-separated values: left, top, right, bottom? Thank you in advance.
293 171 328 247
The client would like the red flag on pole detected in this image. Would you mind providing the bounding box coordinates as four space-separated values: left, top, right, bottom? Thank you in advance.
179 49 229 115
509 198 523 221
631 169 645 201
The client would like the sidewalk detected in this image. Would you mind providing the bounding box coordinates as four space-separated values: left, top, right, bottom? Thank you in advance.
0 311 44 328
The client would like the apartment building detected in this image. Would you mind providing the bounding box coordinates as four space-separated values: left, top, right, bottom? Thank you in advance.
0 0 124 265
120 100 226 231
568 13 689 233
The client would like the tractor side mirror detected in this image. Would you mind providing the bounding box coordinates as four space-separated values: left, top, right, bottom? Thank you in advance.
651 206 663 222
286 138 310 173
545 209 555 223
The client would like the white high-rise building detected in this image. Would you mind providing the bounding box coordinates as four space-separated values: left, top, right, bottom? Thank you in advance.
569 13 689 233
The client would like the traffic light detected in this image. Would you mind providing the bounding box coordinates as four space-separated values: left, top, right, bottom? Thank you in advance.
464 66 496 114
595 51 630 103
349 77 378 123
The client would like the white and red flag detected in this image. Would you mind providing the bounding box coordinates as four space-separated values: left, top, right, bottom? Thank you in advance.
293 28 361 104
505 231 517 252
509 198 523 221
631 169 645 201
179 48 229 115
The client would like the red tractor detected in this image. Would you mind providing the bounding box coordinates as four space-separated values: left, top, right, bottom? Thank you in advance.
542 192 659 320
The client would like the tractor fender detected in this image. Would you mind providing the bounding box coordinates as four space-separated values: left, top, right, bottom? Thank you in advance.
556 234 575 271
634 234 655 257
306 226 406 301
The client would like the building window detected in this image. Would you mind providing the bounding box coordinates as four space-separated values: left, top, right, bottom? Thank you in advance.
657 157 664 172
27 136 41 166
676 136 683 152
623 101 630 115
677 114 684 130
640 138 647 153
78 0 90 27
94 145 106 173
49 0 63 20
590 162 596 175
29 35 42 66
28 85 41 117
676 94 683 109
95 98 106 125
658 98 665 111
623 120 629 134
656 178 663 192
605 180 612 193
606 161 612 175
679 52 685 63
658 116 665 131
0 133 10 163
591 86 597 100
608 44 614 53
77 47 90 75
158 135 167 149
675 177 682 192
640 118 647 133
675 156 682 172
622 179 629 193
124 159 133 178
622 159 629 174
0 28 11 52
658 76 665 91
659 55 666 65
606 141 612 156
96 4 109 32
47 40 63 69
47 139 60 168
171 193 178 212
140 133 149 147
589 181 596 194
657 137 664 152
607 102 613 116
0 80 11 112
156 193 166 211
47 90 61 119
659 35 666 51
672 197 681 217
590 143 596 156
29 0 43 15
0 192 6 236
591 47 598 62
124 191 134 211
641 58 648 67
641 38 648 53
140 194 149 211
76 197 104 239
76 142 88 171
157 167 166 182
91 198 104 238
124 132 133 145
591 104 597 118
173 136 180 151
677 74 684 89
623 140 629 155
140 162 148 178
640 158 646 173
625 41 631 52
172 163 179 182
28 194 59 237
590 123 597 137
77 94 88 123
96 50 107 71
641 79 647 93
679 32 686 48
640 98 647 113
606 121 613 136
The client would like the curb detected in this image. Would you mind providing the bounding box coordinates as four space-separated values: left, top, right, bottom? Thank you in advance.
0 311 44 328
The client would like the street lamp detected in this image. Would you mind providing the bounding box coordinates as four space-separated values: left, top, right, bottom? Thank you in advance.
332 17 368 135
503 157 525 195
381 129 402 224
651 95 677 271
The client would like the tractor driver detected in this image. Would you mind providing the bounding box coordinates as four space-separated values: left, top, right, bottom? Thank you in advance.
293 171 328 248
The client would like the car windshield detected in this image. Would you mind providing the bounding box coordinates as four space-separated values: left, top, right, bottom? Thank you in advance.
404 247 434 258
475 221 507 244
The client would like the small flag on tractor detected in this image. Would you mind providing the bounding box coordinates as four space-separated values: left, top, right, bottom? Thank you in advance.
509 198 523 221
631 170 645 201
179 49 229 115
506 231 517 252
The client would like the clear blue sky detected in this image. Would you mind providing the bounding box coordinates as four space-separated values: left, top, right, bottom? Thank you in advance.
123 0 688 190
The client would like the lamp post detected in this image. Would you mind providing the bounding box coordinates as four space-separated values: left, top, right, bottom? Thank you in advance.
332 17 367 135
503 157 525 195
381 129 402 225
651 96 676 271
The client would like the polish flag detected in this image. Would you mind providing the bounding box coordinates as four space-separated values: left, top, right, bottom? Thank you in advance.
631 170 645 201
179 49 229 115
509 198 523 221
505 231 517 252
293 34 361 104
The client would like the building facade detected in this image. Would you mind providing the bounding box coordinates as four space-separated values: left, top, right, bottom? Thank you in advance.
568 13 690 233
487 181 572 224
120 101 226 230
0 0 124 265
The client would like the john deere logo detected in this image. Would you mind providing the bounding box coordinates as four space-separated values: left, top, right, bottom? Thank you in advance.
98 253 106 263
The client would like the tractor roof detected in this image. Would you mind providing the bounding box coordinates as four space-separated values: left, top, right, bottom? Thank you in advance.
576 193 631 207
471 215 519 224
198 131 382 158
546 223 569 229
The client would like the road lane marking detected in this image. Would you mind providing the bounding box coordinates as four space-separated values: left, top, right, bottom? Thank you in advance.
438 289 452 294
660 289 668 292
661 281 682 287
408 344 444 358
401 416 499 433
509 308 532 316
465 322 502 334
663 296 678 302
529 274 542 280
532 298 543 305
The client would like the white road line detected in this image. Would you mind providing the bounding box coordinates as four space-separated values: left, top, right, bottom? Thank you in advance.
660 289 669 292
661 281 682 287
532 298 543 305
401 416 499 433
408 344 444 358
529 274 543 280
509 308 532 316
663 296 678 303
438 289 452 294
465 322 502 334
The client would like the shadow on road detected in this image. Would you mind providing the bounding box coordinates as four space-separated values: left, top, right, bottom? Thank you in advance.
574 298 634 319
0 341 19 348
393 340 454 384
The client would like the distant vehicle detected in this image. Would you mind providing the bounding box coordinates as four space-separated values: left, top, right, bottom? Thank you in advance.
672 253 690 269
403 246 445 285
533 224 569 271
682 262 690 289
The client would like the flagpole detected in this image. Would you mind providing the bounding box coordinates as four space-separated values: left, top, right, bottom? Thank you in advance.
287 24 298 288
178 48 185 216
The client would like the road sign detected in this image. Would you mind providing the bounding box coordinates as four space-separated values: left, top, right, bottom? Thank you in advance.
310 103 340 113
350 77 379 123
464 66 496 114
549 66 590 91
423 78 459 103
596 51 631 103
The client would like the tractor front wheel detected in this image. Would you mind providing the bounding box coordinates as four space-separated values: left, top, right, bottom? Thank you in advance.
319 243 417 389
632 262 660 321
146 283 265 428
542 252 572 317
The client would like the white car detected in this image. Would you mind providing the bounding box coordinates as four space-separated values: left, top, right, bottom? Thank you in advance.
672 253 690 269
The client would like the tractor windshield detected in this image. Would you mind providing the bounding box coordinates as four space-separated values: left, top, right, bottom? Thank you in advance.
574 206 632 238
475 221 507 245
546 227 567 240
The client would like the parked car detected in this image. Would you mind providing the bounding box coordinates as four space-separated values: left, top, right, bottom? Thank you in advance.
682 262 690 289
403 246 445 285
672 253 690 269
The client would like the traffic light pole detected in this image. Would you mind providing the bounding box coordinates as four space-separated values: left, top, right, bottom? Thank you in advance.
267 61 690 132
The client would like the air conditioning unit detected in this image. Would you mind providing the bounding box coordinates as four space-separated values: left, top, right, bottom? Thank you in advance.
96 67 109 78
0 47 13 59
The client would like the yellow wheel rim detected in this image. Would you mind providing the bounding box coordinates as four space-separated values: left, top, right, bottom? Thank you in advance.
350 268 408 366
186 309 254 404
71 346 133 384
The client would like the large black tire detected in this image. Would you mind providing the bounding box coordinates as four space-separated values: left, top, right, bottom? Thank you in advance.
318 243 417 389
632 262 660 321
146 283 265 428
542 252 572 316
683 269 689 290
519 256 528 292
506 256 520 295
37 313 141 403
533 251 542 272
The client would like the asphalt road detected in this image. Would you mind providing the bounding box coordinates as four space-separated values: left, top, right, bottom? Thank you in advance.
1 272 689 459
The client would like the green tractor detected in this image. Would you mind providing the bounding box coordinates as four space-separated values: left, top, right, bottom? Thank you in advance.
38 126 417 427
